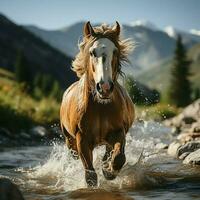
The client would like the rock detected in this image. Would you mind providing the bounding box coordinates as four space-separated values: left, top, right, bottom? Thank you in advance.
155 143 168 149
183 149 200 165
179 152 190 160
167 141 182 157
0 178 25 200
164 99 200 129
182 116 196 125
190 121 200 133
20 132 31 139
0 128 13 138
177 132 200 143
29 126 48 138
177 141 200 157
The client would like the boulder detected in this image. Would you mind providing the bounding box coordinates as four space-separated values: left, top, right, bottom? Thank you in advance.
164 99 200 129
179 152 191 160
189 121 200 133
29 126 48 138
177 132 200 143
0 178 25 200
167 141 182 157
183 149 200 165
177 141 200 157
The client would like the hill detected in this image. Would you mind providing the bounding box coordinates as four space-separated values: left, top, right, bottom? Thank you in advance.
137 43 200 94
0 14 77 88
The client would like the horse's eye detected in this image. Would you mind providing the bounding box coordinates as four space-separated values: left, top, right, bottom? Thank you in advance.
113 49 118 55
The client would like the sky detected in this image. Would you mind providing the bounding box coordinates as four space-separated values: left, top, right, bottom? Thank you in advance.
0 0 200 31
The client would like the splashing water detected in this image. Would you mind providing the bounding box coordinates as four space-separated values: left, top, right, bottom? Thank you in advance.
19 122 173 191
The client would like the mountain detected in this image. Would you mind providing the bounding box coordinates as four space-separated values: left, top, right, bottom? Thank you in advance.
0 14 76 88
137 43 200 93
25 21 200 74
26 22 85 58
164 26 200 45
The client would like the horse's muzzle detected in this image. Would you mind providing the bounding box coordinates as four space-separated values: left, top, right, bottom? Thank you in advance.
96 81 114 98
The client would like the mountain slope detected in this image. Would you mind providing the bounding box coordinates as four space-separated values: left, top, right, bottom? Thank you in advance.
137 43 200 92
25 22 200 74
0 14 77 88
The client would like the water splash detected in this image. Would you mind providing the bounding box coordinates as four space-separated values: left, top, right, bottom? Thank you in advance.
19 121 173 192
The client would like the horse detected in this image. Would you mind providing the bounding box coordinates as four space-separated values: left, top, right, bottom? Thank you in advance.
60 21 135 187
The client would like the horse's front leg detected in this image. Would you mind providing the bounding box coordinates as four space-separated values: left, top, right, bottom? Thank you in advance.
103 129 126 180
76 132 97 187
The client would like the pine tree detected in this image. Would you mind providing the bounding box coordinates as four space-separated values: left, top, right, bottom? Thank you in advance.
50 80 62 101
168 35 192 107
15 50 29 83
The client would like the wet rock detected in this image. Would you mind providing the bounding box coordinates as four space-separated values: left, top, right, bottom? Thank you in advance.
167 141 182 157
177 141 200 157
177 132 200 143
190 121 200 133
0 128 13 138
0 178 25 200
183 149 200 165
164 99 200 130
155 143 168 150
179 152 190 160
20 132 31 139
29 126 48 138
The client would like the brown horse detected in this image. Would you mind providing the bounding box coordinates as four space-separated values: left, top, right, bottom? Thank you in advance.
60 21 135 187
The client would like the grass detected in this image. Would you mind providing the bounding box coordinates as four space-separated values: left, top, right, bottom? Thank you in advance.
135 103 180 121
0 68 60 133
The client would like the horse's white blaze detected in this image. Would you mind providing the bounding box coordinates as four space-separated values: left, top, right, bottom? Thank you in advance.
90 38 116 84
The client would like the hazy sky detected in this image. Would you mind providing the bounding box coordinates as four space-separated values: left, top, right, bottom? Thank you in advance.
0 0 199 31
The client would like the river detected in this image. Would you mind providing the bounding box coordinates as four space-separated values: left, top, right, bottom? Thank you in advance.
0 121 200 200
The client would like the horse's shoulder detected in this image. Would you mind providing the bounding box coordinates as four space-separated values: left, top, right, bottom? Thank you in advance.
115 82 135 130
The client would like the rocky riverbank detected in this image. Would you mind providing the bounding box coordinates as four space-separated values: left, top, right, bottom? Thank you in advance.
165 99 200 165
0 125 64 147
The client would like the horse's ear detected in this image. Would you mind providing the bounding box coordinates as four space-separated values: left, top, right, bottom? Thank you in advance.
113 21 120 37
84 21 95 38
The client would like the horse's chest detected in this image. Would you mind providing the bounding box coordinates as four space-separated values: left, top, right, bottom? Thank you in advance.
81 103 124 143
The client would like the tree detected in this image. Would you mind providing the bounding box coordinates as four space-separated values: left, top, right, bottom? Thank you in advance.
50 80 62 101
125 76 160 105
168 35 192 107
41 74 53 96
15 50 30 84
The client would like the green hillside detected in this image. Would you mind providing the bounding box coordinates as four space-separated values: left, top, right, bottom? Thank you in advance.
0 14 77 88
0 68 60 132
137 43 200 93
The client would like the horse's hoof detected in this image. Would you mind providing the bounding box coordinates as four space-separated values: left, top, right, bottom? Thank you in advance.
85 170 97 187
70 150 79 160
102 169 117 180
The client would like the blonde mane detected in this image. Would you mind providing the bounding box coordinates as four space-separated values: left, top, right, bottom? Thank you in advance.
72 23 134 78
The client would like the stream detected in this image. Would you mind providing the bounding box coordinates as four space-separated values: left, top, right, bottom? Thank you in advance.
0 121 200 200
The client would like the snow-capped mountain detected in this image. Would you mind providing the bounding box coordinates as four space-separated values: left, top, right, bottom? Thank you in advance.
25 21 200 75
190 29 200 36
130 20 158 31
164 26 177 38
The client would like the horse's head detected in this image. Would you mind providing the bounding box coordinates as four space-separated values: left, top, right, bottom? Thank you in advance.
82 22 121 103
84 22 120 102
72 22 133 104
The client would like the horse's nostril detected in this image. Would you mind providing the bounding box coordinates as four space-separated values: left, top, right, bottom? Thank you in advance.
96 83 102 93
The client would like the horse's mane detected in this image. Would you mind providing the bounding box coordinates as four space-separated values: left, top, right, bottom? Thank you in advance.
72 24 134 78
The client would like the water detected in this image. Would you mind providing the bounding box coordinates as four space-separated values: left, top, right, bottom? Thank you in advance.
0 121 200 200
